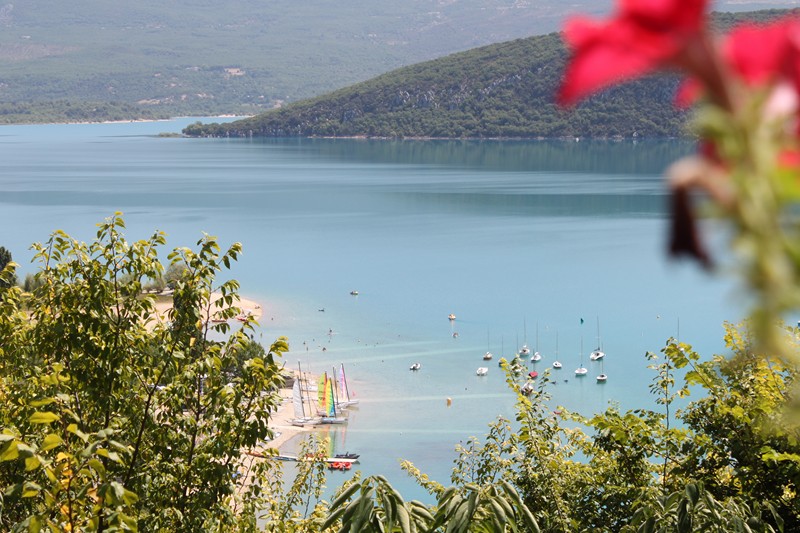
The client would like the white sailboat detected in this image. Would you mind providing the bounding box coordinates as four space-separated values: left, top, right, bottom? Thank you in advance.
484 329 493 360
291 365 321 426
596 358 607 382
575 337 588 376
589 316 605 360
552 331 562 369
335 363 359 408
518 319 531 357
531 321 542 361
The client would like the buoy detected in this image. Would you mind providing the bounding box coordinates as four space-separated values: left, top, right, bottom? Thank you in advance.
446 397 452 407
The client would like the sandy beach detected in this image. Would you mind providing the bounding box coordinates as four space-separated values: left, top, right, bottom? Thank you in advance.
151 290 265 324
151 291 308 452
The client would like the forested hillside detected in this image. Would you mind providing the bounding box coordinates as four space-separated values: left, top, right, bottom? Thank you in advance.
184 33 687 139
185 9 795 140
0 0 599 123
0 2 794 123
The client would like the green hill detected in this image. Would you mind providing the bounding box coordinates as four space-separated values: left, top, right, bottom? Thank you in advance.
184 9 794 140
0 0 603 122
0 2 794 123
183 33 687 139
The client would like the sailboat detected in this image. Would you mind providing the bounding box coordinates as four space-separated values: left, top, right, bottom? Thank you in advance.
575 337 588 376
483 329 493 360
589 316 605 360
596 358 608 382
518 319 531 357
319 372 347 424
335 363 359 408
531 321 542 361
552 331 562 369
291 364 321 426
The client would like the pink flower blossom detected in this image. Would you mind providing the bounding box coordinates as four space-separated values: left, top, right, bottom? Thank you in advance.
558 0 709 106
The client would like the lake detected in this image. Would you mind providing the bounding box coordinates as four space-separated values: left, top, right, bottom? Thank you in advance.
0 119 743 503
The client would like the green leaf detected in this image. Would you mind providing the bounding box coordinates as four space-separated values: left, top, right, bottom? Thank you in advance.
41 433 63 452
29 412 60 425
24 455 42 471
21 481 41 498
0 441 19 461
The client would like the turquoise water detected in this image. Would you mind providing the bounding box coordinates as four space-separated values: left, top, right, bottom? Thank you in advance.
0 119 741 502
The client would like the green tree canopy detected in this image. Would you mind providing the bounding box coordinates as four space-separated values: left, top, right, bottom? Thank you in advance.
0 214 288 531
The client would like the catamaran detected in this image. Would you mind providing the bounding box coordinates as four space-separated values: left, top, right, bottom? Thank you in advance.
334 363 359 409
318 372 347 424
290 364 321 427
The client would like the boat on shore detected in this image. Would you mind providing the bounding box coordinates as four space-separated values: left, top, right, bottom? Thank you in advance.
318 372 347 424
335 363 359 409
271 453 359 465
290 367 322 427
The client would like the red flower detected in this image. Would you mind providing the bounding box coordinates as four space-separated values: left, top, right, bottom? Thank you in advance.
558 0 709 106
679 17 800 106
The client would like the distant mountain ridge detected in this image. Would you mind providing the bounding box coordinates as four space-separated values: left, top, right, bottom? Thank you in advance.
184 9 795 140
0 1 796 123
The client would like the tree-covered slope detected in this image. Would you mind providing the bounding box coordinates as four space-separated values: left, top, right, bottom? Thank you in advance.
185 9 795 140
184 33 687 139
0 2 793 123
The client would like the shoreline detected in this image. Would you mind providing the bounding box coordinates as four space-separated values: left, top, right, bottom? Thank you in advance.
152 291 308 452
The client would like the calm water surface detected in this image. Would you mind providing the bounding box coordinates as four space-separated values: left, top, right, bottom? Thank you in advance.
0 119 743 502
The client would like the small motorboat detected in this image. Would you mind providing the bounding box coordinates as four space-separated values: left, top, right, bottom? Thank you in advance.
409 362 421 371
334 452 360 460
531 351 542 362
589 349 605 361
552 360 562 369
476 367 488 376
448 313 456 321
528 370 538 379
596 373 608 383
350 290 359 296
518 344 531 356
575 366 588 376
483 351 493 360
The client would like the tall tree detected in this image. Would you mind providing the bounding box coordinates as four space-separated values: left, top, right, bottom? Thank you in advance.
0 245 16 288
0 214 288 531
